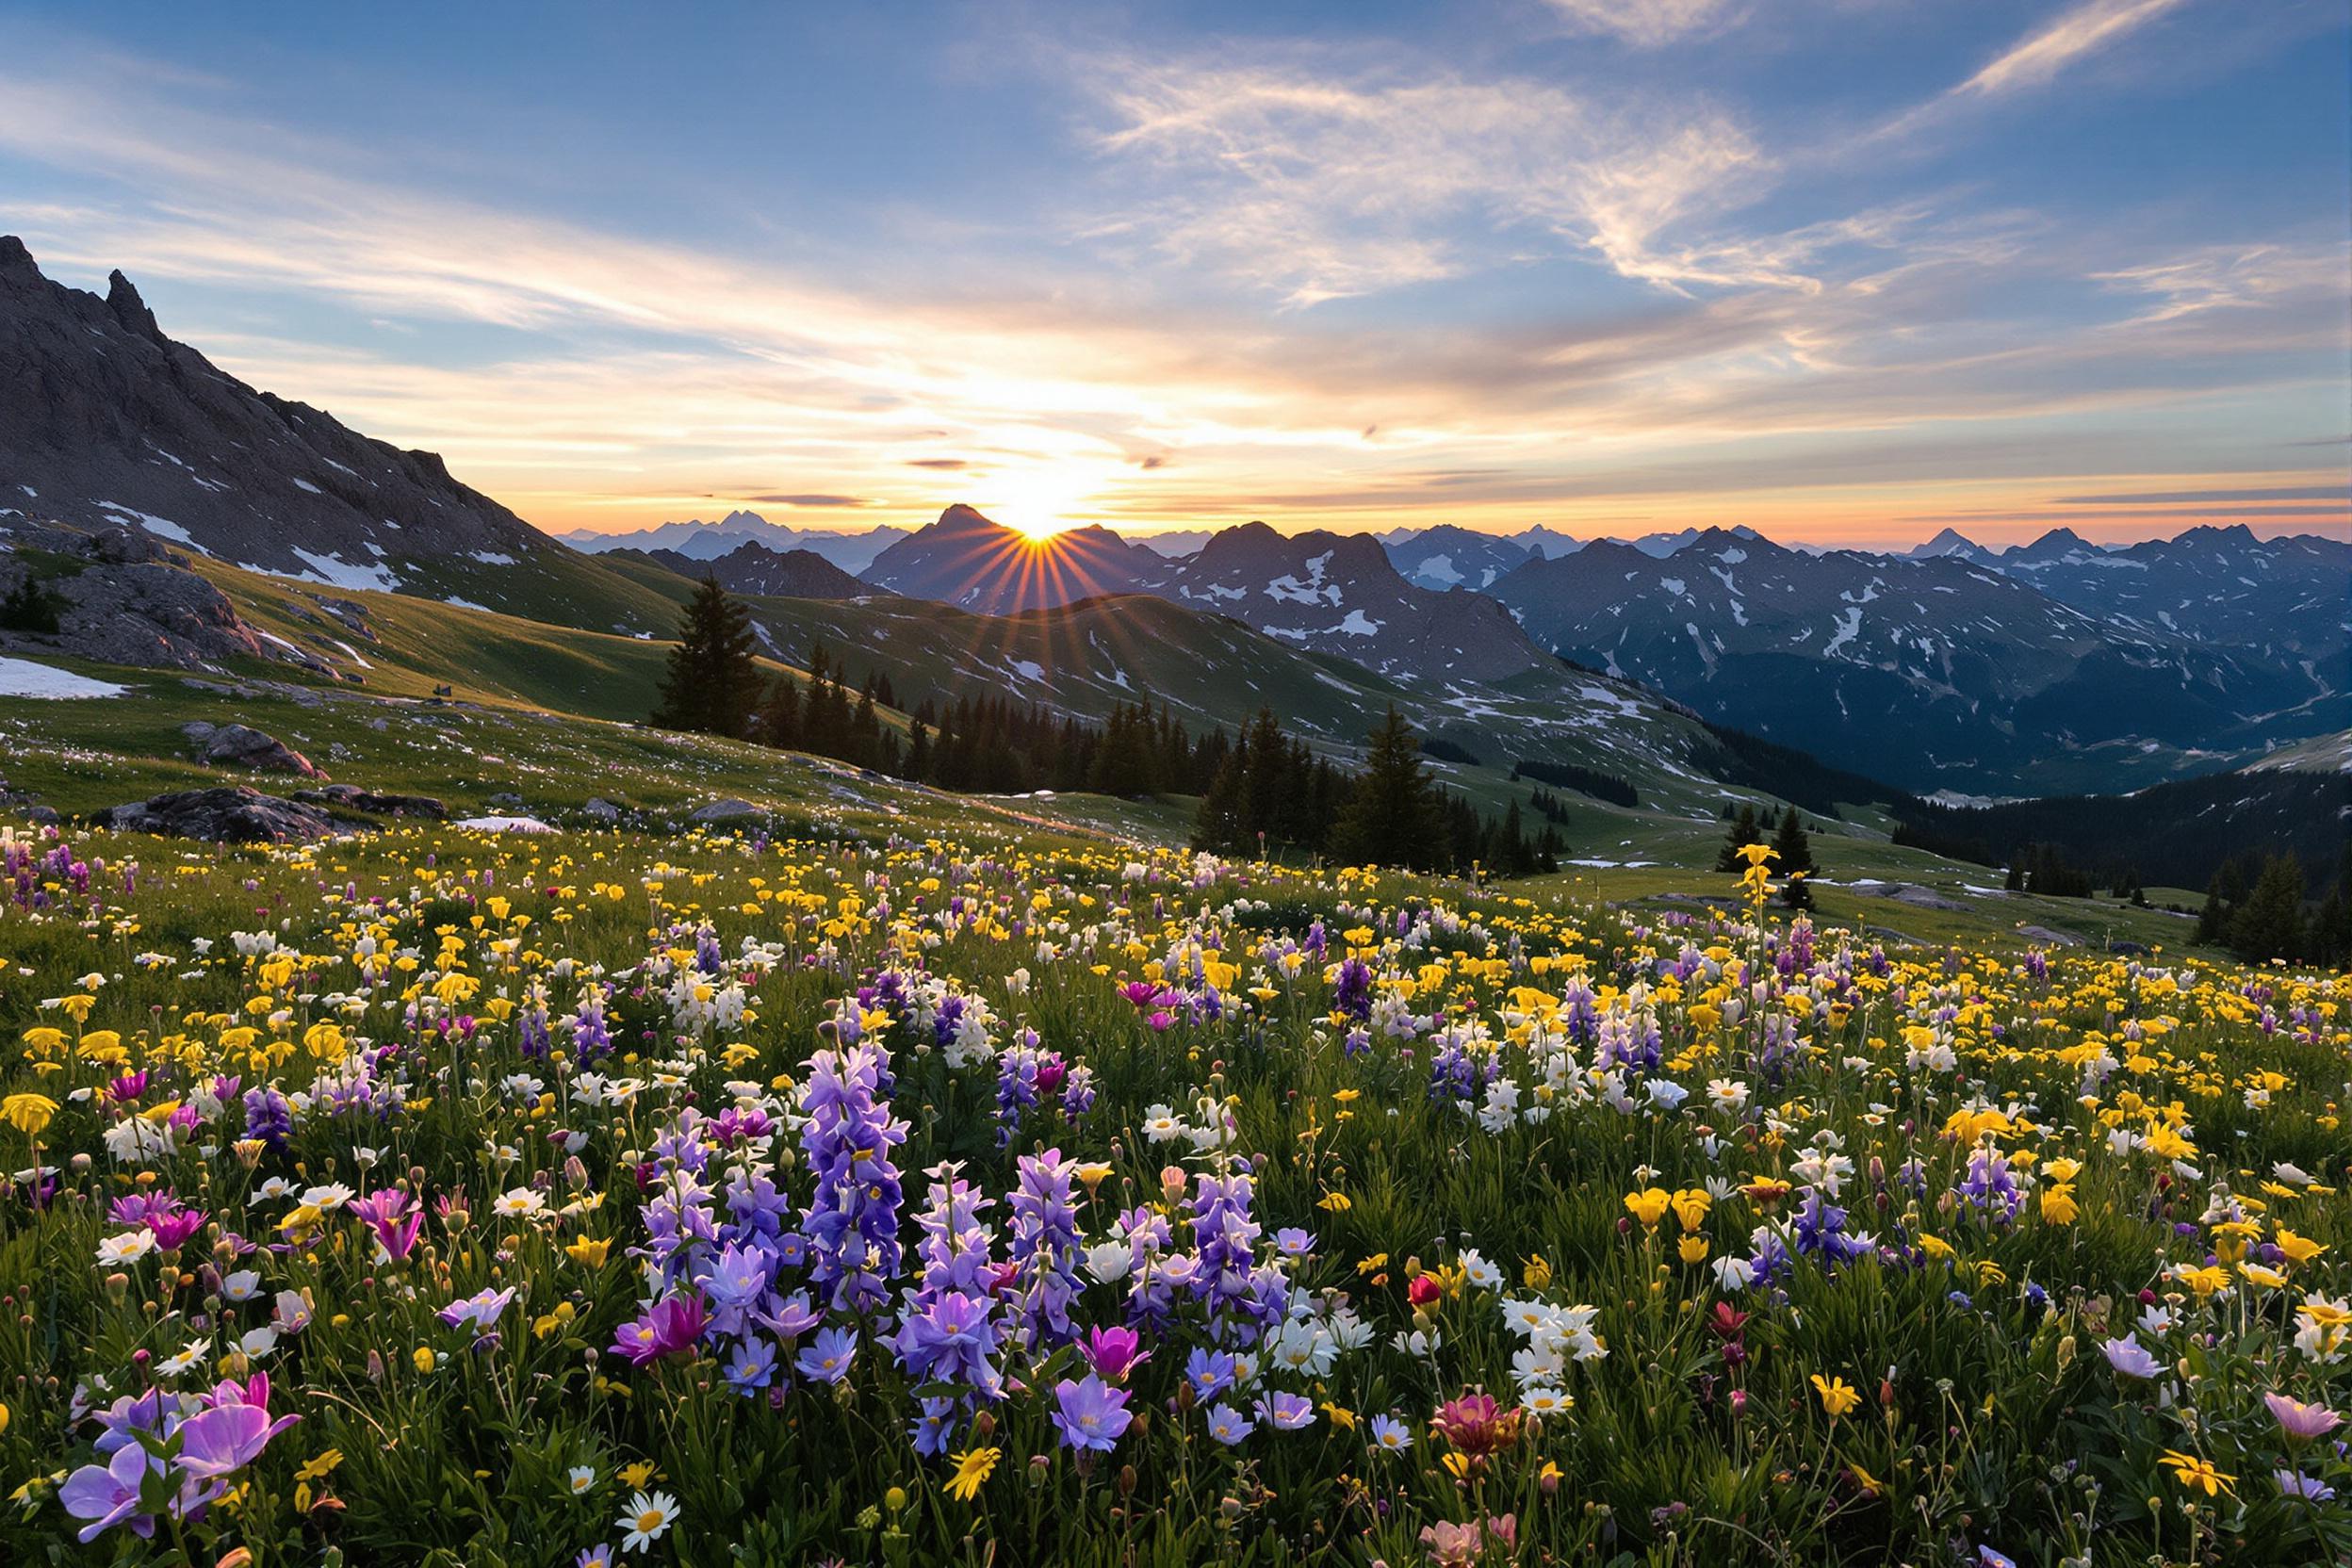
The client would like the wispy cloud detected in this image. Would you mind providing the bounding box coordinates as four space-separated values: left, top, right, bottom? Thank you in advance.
1951 0 2191 100
1872 0 2198 142
1541 0 1741 47
1085 53 1787 302
2090 241 2347 323
2055 485 2347 504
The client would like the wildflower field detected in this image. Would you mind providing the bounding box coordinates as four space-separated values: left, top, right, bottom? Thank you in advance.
0 820 2345 1567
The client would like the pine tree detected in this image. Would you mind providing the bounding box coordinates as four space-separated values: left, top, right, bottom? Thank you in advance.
903 718 932 782
755 672 801 750
1771 807 1816 878
2230 855 2309 964
852 679 881 768
2197 856 2256 944
1193 742 1249 855
651 575 761 738
1715 804 1761 873
1331 707 1446 871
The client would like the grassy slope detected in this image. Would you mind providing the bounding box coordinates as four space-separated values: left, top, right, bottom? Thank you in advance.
3 550 2221 955
185 550 1757 823
2 661 2206 956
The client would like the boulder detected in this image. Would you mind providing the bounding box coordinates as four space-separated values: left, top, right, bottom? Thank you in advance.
292 784 447 819
689 798 761 824
1855 882 1967 912
102 787 336 842
2017 924 2084 948
204 724 323 778
581 797 622 823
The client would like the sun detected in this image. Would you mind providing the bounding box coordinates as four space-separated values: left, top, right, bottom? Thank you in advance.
1009 515 1072 543
988 464 1100 542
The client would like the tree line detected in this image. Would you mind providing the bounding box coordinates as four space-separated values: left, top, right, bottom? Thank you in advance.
2197 852 2352 969
1191 707 1564 875
651 576 1566 874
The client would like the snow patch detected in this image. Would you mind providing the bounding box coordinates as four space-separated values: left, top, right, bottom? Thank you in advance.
0 657 126 699
282 549 400 593
1823 607 1863 658
95 502 204 551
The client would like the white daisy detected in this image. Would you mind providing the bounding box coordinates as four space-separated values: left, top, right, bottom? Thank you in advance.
616 1490 679 1553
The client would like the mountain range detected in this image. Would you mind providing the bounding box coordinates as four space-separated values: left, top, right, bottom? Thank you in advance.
604 539 879 600
3 236 2344 805
1484 527 2341 794
563 510 908 576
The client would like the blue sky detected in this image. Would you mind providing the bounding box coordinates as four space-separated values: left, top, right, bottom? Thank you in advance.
0 0 2344 545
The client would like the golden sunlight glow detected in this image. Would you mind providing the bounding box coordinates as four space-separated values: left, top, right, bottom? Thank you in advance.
986 464 1101 541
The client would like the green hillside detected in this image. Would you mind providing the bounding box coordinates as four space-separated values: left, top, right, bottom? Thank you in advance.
7 541 2207 961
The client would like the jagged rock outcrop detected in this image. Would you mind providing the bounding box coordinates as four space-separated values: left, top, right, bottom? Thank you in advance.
100 787 338 842
0 236 559 584
0 514 275 669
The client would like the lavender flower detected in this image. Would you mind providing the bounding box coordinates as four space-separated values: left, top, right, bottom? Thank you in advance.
1050 1375 1133 1452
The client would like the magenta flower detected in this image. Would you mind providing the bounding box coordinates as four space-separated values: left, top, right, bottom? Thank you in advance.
204 1371 276 1411
1081 1325 1148 1383
1050 1374 1132 1452
611 1291 709 1364
1118 981 1170 1012
147 1205 207 1251
352 1189 423 1263
2265 1391 2344 1443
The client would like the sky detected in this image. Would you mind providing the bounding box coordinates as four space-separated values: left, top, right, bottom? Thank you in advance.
0 0 2344 547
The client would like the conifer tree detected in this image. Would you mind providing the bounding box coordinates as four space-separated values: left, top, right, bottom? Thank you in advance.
1331 707 1446 871
755 672 801 750
1715 803 1761 872
651 575 761 738
2230 855 2309 964
1771 807 1817 878
1193 741 1249 854
852 678 881 768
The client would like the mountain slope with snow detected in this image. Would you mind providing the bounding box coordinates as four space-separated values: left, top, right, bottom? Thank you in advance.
1489 526 2339 794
